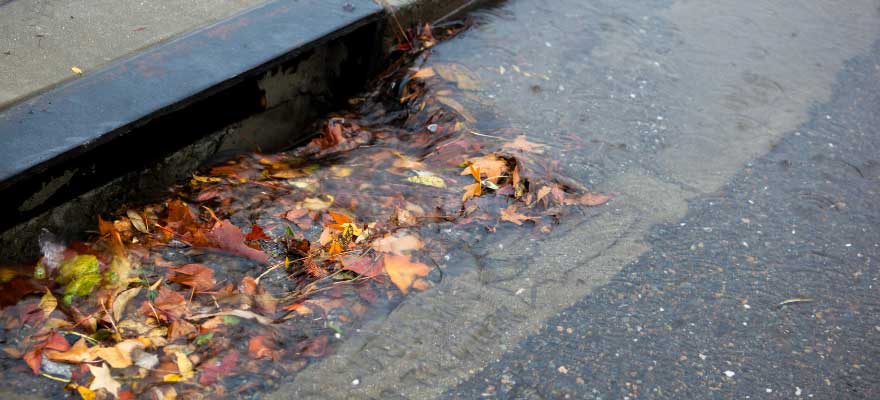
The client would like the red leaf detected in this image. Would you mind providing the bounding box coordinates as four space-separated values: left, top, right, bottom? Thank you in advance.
206 220 269 264
341 256 383 278
198 351 239 385
244 224 270 241
23 332 69 374
142 286 187 321
168 264 216 292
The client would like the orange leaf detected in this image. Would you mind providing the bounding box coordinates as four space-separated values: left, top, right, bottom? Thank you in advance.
328 211 352 225
382 255 430 294
244 225 270 241
46 338 96 363
199 351 239 385
248 335 281 360
460 154 508 183
462 183 481 202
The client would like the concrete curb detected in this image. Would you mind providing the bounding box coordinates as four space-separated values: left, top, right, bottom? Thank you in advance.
0 0 487 262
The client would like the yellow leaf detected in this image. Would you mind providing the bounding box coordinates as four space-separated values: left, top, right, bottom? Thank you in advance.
383 254 430 294
331 166 352 177
76 385 97 400
94 339 144 369
39 288 57 318
406 175 446 188
163 373 184 382
191 174 222 183
71 66 83 74
460 154 508 183
175 351 194 379
270 169 308 179
88 363 121 398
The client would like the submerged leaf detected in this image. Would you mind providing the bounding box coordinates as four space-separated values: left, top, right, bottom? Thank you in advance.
56 255 101 304
383 254 431 294
406 175 446 188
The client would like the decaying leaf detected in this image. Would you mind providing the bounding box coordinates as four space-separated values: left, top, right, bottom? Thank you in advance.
112 287 141 322
126 210 149 233
502 135 545 153
198 351 239 385
206 220 270 264
500 205 531 225
372 234 423 255
56 254 101 304
436 96 476 123
411 67 435 79
460 155 508 183
93 339 144 369
38 289 57 318
46 338 96 363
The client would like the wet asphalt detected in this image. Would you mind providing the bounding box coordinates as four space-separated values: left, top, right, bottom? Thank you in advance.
443 41 880 399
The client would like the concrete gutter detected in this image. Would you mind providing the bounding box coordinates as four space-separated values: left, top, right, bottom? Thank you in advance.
0 0 490 262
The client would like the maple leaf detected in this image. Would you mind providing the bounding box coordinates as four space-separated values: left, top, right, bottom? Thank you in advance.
168 264 216 292
462 183 481 202
383 254 431 294
502 135 545 153
460 155 508 183
89 363 121 398
198 351 239 385
500 205 531 225
248 335 281 360
46 338 96 363
23 332 70 374
206 220 269 264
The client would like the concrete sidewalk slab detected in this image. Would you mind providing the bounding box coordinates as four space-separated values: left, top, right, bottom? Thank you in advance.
0 0 267 109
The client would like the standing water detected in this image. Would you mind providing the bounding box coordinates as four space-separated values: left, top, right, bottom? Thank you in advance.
2 0 879 399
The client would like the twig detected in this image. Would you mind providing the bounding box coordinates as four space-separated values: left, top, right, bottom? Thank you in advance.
468 129 504 140
40 373 70 383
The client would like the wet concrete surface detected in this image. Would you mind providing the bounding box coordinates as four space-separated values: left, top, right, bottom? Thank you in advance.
445 39 880 400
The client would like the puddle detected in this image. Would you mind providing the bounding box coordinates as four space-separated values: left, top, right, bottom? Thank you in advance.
2 0 878 398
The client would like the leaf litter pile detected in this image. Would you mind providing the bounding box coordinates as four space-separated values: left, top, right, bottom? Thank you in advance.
0 22 609 399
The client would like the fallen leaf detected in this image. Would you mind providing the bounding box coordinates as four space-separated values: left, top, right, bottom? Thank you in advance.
187 309 273 325
248 335 281 360
175 351 194 379
297 336 328 358
244 225 270 241
46 338 96 363
24 332 70 373
38 289 57 318
372 234 423 255
565 192 612 206
168 264 215 292
56 254 101 304
462 182 481 202
502 135 545 153
500 205 530 225
89 363 121 398
407 175 446 188
383 254 431 294
76 385 97 400
93 339 144 368
146 286 187 321
411 67 435 79
112 287 141 322
436 96 476 123
460 155 508 183
434 63 480 90
198 351 238 385
206 220 270 264
341 256 383 278
301 195 335 211
126 210 149 233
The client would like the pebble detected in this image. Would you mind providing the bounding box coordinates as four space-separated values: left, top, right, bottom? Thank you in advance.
352 379 360 386
558 366 569 374
724 370 736 378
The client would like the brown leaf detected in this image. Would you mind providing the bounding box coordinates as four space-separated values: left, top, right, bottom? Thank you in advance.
93 339 144 369
297 336 328 358
168 264 216 292
383 254 431 294
146 286 188 321
433 63 480 90
244 225 270 241
206 220 269 264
